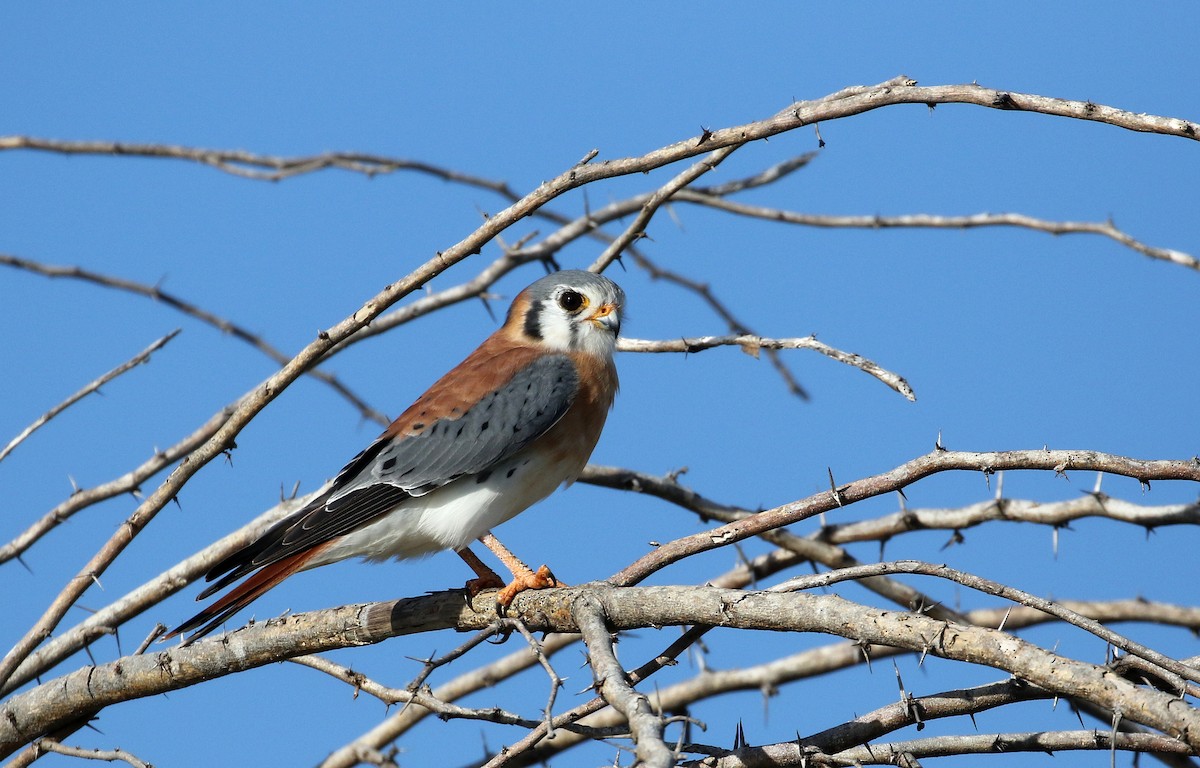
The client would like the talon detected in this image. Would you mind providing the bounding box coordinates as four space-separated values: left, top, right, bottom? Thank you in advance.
496 564 566 607
464 572 505 599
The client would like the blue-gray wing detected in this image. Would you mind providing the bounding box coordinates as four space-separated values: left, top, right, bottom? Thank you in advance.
334 352 579 498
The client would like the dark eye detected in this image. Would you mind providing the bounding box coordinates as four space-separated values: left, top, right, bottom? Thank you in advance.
557 290 584 312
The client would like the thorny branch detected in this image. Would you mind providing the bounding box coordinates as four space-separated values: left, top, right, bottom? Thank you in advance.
669 200 1200 273
618 334 915 400
6 582 1200 759
0 253 391 427
505 598 1200 767
25 738 152 768
606 448 1200 588
574 594 674 768
0 330 180 466
684 731 1195 767
5 79 1197 178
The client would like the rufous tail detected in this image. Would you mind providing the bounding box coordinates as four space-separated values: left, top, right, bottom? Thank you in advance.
164 548 319 644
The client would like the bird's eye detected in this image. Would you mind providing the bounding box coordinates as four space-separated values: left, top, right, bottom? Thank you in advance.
557 290 585 312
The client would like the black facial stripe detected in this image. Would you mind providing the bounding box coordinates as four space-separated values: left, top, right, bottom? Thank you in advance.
523 299 543 340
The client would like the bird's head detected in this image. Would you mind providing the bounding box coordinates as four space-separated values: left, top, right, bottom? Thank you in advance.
509 269 625 358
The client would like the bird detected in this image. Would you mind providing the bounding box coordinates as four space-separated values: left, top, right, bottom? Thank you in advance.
168 269 624 642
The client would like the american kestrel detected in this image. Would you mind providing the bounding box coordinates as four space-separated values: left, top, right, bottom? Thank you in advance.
169 270 623 642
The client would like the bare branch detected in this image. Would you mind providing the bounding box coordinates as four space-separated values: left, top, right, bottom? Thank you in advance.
618 334 916 400
820 492 1200 544
0 254 391 427
27 738 151 768
319 632 583 768
6 79 1194 188
0 405 234 568
588 142 742 273
287 654 563 734
608 449 1200 588
630 255 811 399
7 584 1200 758
776 560 1199 685
574 594 673 768
0 330 179 465
514 598 1200 766
0 136 526 189
583 465 967 626
691 152 819 196
0 492 309 697
687 730 1194 767
671 196 1200 273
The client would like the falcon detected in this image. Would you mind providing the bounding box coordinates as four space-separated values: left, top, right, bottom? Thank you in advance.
169 269 623 642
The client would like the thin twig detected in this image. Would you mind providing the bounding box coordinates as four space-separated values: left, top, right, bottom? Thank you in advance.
0 405 236 568
669 197 1200 274
31 738 151 768
589 143 743 273
0 329 180 465
617 335 915 400
288 654 616 740
0 136 527 188
320 632 583 768
0 254 390 426
631 255 811 399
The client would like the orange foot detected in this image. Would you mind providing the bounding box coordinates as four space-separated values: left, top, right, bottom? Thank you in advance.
496 564 568 608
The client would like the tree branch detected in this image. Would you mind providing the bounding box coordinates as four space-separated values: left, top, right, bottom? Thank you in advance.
5 584 1200 758
0 330 179 466
617 335 915 401
671 197 1200 273
607 449 1200 588
574 594 673 767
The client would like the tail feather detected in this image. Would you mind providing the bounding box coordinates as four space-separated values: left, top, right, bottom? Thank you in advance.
165 548 322 644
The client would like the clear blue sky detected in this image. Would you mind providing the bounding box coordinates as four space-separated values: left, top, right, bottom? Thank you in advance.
2 4 1198 767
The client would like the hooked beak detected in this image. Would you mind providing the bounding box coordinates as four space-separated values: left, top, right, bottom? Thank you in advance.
591 303 620 335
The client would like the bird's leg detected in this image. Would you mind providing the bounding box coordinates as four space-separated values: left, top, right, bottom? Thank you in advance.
478 531 566 606
456 546 506 597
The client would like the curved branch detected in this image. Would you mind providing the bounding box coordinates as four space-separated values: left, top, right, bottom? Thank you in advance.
588 143 742 273
608 449 1200 588
0 329 178 465
673 196 1200 273
777 560 1198 685
0 254 391 427
618 334 916 401
0 136 525 188
0 405 234 568
0 492 309 697
629 254 812 399
5 79 1195 188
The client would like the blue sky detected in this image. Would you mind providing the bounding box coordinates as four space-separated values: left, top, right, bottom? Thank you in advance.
2 4 1198 767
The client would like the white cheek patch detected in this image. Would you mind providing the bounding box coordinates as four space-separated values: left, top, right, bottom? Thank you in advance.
536 311 577 351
